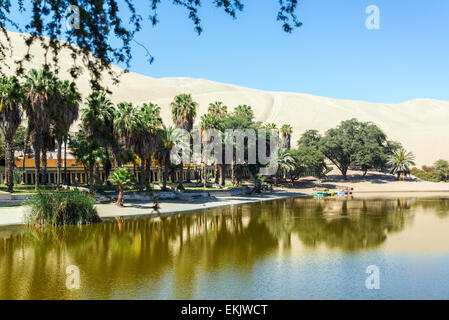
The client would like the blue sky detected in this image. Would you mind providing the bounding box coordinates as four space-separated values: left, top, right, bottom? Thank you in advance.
6 0 449 103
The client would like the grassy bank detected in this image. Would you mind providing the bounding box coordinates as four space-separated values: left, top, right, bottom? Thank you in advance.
25 190 101 226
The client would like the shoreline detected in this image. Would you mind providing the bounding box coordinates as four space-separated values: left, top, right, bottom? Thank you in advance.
0 189 310 227
1 186 449 227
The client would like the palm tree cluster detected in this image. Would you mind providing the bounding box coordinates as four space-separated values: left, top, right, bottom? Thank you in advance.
1 71 418 195
0 70 80 192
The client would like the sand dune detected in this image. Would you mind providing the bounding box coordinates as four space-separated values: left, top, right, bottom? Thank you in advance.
2 31 449 166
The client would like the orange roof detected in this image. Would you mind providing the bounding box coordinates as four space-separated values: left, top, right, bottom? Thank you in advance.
15 157 82 169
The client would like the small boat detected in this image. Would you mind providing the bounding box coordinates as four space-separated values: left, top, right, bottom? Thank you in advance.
313 190 353 197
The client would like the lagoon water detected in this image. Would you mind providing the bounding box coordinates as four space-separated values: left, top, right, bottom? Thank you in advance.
1 196 449 300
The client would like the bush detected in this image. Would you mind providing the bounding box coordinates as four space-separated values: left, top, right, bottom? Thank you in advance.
25 190 101 226
411 167 440 182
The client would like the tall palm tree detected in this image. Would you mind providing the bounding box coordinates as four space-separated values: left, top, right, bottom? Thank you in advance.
114 102 136 145
158 126 181 191
20 125 31 184
388 147 415 181
53 80 80 188
280 124 293 150
24 69 58 190
234 104 254 118
139 102 163 191
208 101 228 118
41 129 56 185
208 101 228 184
200 113 222 188
115 102 162 192
170 93 197 189
81 92 116 184
0 76 24 192
264 122 277 130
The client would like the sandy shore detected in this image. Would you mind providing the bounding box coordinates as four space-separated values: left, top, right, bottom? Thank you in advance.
1 171 448 227
0 189 309 227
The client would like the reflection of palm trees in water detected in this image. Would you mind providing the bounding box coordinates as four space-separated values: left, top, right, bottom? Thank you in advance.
413 197 449 218
0 210 278 299
0 197 447 299
259 197 414 251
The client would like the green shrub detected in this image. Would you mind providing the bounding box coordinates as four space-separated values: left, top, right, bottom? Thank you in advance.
25 190 101 226
411 167 440 182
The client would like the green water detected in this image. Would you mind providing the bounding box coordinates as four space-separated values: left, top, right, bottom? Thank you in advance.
1 196 449 299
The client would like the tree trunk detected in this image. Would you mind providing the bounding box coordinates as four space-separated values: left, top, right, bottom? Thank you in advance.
139 158 145 192
33 136 41 191
63 136 68 185
203 163 207 189
21 128 30 185
104 149 111 185
5 140 15 193
145 158 151 192
41 147 48 185
163 153 168 190
117 185 124 206
341 167 348 180
220 164 226 186
214 164 219 184
231 161 235 186
94 165 99 191
56 136 63 189
178 160 184 189
112 143 122 167
363 169 367 177
89 166 95 195
171 170 176 184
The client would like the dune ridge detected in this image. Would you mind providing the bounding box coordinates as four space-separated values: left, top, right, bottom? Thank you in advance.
1 31 449 166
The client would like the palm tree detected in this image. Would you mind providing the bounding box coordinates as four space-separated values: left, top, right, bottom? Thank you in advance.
264 123 277 130
109 168 135 206
0 76 24 192
170 93 197 189
53 80 80 188
234 104 254 118
20 125 31 184
115 102 162 192
41 129 56 185
24 69 59 190
81 92 116 184
276 148 296 184
158 126 181 190
138 102 163 191
280 124 293 149
115 102 138 177
208 101 227 184
69 131 106 194
388 147 415 181
208 101 228 118
200 113 222 188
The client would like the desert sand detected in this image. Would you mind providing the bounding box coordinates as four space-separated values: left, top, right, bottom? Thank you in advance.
1 31 449 167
